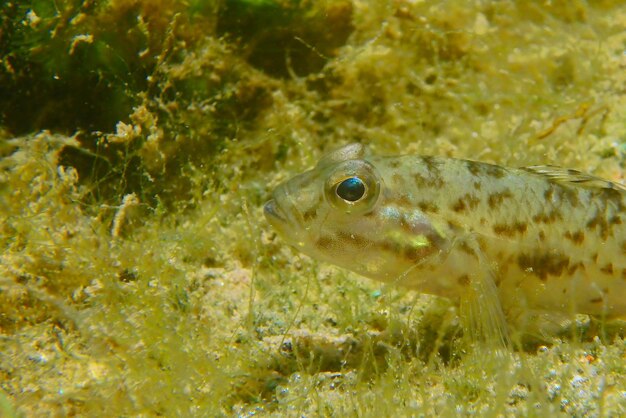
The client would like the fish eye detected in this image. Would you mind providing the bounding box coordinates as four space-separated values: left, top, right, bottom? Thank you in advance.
324 160 381 214
336 177 366 202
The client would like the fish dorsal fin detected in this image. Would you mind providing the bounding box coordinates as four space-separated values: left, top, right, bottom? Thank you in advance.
521 165 626 192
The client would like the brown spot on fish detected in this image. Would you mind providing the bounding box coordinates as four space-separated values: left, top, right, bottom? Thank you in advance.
413 172 428 187
465 161 483 177
567 261 584 275
538 230 546 241
379 240 398 254
457 274 470 286
413 172 445 188
586 213 613 240
417 200 439 213
555 187 580 208
447 219 463 231
589 296 603 304
487 190 513 209
378 239 433 262
451 193 480 213
336 231 370 248
600 263 614 275
427 176 445 188
543 187 554 201
316 236 335 250
458 241 475 256
493 222 528 237
403 245 426 262
603 188 626 211
421 156 441 175
517 252 570 280
564 230 585 245
483 163 507 179
532 210 563 224
388 159 402 169
473 181 482 190
302 205 319 222
451 199 465 213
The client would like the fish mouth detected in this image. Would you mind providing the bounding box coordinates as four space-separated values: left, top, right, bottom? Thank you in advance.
264 199 288 225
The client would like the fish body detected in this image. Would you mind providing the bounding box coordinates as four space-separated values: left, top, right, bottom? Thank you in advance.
264 144 626 339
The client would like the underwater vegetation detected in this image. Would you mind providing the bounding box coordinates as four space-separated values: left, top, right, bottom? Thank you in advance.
0 0 626 415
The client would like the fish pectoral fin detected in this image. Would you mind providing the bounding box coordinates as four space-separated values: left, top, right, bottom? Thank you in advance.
459 280 510 350
457 236 511 350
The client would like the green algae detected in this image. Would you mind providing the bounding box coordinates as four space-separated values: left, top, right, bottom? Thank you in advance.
1 0 626 416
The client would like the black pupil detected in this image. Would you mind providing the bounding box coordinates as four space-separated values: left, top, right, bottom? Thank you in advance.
336 177 365 202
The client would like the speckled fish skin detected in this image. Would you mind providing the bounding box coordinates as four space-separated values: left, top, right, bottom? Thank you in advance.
264 144 626 337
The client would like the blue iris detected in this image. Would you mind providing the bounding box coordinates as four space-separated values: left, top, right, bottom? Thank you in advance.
336 177 366 202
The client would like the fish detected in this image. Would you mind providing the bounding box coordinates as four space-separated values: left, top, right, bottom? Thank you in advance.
264 143 626 344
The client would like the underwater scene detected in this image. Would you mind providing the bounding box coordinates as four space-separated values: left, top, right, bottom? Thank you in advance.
1 0 626 416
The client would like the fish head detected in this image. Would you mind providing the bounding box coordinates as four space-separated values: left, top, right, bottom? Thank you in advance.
265 144 447 283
